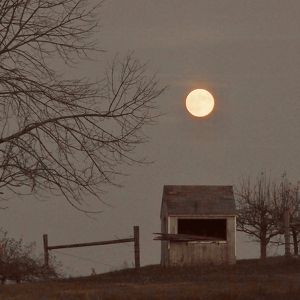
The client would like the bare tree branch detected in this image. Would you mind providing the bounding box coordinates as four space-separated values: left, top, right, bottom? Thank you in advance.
235 172 300 258
0 0 167 210
235 173 281 258
271 173 300 255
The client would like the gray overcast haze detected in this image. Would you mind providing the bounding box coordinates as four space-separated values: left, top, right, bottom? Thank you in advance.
3 0 300 276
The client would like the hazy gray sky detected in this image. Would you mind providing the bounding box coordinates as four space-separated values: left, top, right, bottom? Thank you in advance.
3 1 300 276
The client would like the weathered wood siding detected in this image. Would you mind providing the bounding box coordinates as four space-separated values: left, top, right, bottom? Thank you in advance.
160 185 237 267
160 201 169 266
169 242 230 266
163 215 236 266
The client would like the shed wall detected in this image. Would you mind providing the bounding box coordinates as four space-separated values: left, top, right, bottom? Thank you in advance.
163 215 236 266
169 242 230 266
160 202 169 266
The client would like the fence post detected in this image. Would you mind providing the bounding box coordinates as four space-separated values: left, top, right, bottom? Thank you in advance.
43 234 49 267
134 226 140 269
284 210 291 257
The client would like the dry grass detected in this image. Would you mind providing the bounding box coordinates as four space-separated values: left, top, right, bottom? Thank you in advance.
1 256 300 299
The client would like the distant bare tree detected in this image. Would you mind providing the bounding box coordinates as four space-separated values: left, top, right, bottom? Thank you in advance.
235 173 281 259
0 228 62 284
271 173 300 255
0 1 166 209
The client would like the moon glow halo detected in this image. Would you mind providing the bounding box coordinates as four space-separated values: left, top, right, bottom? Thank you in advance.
186 89 214 117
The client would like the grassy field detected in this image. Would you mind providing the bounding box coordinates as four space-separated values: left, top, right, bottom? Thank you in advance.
1 256 300 299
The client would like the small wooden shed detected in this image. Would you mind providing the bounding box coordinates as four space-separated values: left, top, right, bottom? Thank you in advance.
158 185 237 267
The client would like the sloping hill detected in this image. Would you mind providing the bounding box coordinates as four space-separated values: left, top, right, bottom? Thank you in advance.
1 256 300 299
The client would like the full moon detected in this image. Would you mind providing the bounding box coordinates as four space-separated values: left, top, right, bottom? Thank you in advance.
186 89 214 117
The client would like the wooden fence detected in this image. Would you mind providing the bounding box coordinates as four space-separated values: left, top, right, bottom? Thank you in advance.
43 226 140 269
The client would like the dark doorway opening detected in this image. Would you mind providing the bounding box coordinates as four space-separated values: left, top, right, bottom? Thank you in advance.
178 219 226 240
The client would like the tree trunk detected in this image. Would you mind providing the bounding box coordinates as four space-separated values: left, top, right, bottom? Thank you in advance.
292 229 298 256
261 235 267 259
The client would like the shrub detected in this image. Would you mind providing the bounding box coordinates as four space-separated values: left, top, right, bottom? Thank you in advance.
0 228 63 284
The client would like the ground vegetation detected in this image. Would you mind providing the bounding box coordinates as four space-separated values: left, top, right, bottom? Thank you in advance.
0 228 62 284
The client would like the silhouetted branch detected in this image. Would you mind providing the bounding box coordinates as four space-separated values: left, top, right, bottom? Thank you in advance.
0 1 166 209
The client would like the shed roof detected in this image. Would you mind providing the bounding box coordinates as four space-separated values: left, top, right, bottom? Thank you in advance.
161 185 236 216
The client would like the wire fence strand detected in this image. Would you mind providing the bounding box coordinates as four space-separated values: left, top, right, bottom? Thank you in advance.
52 250 118 268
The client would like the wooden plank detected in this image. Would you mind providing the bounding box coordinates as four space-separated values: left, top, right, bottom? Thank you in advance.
134 226 140 269
153 233 225 242
290 222 300 226
47 238 134 250
43 234 49 266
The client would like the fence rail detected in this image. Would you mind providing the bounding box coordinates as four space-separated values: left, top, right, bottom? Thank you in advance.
43 226 140 269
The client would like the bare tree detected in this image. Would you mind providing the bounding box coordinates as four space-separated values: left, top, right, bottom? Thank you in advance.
235 173 281 259
271 174 300 255
0 228 62 284
0 1 166 209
